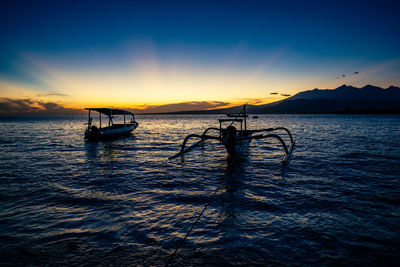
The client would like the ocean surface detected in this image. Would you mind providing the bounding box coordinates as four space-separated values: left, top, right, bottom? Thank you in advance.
1 114 399 266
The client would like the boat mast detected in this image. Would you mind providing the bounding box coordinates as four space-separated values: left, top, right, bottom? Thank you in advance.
88 110 91 129
244 104 247 131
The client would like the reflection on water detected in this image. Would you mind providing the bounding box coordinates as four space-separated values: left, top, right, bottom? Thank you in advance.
0 114 400 265
84 142 99 160
84 134 138 162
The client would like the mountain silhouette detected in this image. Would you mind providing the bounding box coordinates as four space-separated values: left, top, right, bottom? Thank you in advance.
167 85 400 114
250 84 400 113
288 84 400 102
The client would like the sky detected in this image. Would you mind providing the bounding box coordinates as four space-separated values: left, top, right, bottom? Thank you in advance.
0 0 399 114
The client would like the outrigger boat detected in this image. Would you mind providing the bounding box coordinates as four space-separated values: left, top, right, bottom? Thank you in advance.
84 108 138 140
169 104 295 164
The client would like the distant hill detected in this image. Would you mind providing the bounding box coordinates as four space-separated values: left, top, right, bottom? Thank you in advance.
165 85 400 114
287 84 400 102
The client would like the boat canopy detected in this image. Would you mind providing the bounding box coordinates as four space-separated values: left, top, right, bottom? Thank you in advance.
85 108 134 116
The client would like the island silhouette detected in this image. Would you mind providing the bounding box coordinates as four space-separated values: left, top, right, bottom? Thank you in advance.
155 85 400 114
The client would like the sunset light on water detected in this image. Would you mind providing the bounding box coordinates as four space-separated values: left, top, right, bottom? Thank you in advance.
1 1 399 266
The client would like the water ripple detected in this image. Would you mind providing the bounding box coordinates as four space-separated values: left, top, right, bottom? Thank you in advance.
0 114 399 265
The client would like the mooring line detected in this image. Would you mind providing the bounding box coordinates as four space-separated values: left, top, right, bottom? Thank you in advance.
165 183 224 266
165 155 239 266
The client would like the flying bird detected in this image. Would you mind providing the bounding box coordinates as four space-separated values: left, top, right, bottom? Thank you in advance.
336 72 359 79
281 94 291 97
270 92 278 95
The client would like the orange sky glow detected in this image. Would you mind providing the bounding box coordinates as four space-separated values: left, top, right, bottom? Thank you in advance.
1 46 399 114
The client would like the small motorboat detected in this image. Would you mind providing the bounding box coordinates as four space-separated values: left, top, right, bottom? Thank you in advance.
84 108 138 140
170 104 295 164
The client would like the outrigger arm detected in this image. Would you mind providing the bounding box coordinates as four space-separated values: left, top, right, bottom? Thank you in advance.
169 127 223 159
251 126 295 164
252 127 294 144
169 104 294 164
169 126 295 164
250 132 295 164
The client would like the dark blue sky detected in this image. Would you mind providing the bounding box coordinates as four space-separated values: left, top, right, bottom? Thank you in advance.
0 0 399 108
1 0 398 54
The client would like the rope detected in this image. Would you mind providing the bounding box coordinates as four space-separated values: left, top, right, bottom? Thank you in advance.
228 104 246 127
165 183 223 266
166 107 245 265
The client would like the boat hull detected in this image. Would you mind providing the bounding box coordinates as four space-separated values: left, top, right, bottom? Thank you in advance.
85 122 139 140
224 130 253 156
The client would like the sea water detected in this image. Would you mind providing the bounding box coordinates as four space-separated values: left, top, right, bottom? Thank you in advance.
0 114 399 265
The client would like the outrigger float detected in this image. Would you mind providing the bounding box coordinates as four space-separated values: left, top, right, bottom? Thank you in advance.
84 108 138 140
169 105 295 164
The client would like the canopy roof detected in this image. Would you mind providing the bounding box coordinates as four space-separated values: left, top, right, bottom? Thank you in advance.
85 108 134 116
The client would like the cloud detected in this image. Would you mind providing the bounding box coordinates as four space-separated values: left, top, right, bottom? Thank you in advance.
231 97 282 105
37 93 68 97
0 97 85 115
129 101 230 113
0 98 231 115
